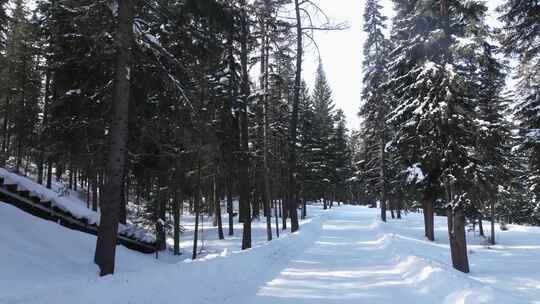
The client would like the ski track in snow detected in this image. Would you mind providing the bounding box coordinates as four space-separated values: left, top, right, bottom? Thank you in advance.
1 204 539 304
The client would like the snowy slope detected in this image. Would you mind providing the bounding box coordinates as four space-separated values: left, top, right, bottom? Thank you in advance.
1 203 539 303
0 168 154 242
0 203 159 300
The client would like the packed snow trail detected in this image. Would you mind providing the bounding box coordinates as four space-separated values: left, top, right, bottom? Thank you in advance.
245 207 519 304
1 203 539 303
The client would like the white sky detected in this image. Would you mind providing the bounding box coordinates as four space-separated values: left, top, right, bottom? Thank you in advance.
303 0 506 132
303 0 394 132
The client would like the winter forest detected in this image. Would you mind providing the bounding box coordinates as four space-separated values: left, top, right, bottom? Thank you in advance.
0 0 539 303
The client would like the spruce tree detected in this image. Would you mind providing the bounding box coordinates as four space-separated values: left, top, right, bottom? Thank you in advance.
458 19 512 244
331 109 352 204
2 0 41 172
388 0 496 273
359 0 392 221
310 61 335 208
499 0 540 222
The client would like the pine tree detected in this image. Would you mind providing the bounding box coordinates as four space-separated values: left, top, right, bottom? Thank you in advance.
388 0 495 273
499 0 540 61
1 0 41 171
298 81 316 201
499 0 540 222
310 61 335 208
331 109 352 204
456 18 512 244
359 0 392 221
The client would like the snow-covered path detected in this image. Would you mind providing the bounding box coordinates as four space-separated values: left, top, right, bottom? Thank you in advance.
244 206 519 304
2 203 539 303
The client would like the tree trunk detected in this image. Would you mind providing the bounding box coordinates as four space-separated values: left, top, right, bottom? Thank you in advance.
214 173 224 240
286 0 303 234
0 94 10 167
192 190 201 260
68 161 74 189
423 188 435 241
227 178 234 236
119 163 127 225
156 170 167 251
74 169 78 191
46 161 53 189
302 198 307 219
261 18 272 242
224 29 236 237
490 200 495 245
380 129 387 222
274 199 280 238
396 197 402 219
37 70 50 185
239 1 251 250
478 212 484 237
94 0 133 276
86 175 90 209
92 171 98 211
448 206 470 273
173 186 182 256
15 137 22 173
192 154 203 260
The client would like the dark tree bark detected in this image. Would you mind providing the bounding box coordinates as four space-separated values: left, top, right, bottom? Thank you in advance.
260 11 272 242
396 197 402 219
37 70 51 185
94 0 133 276
156 169 168 251
173 186 182 255
214 173 224 240
380 129 387 222
192 190 201 260
239 1 252 250
286 0 303 233
274 199 280 238
68 160 74 189
74 169 78 191
447 206 470 273
0 95 10 167
282 196 287 230
54 162 63 181
119 163 127 225
490 200 495 245
46 161 52 189
92 171 98 211
86 175 91 209
302 198 307 219
192 155 202 260
478 211 484 237
423 187 435 241
224 30 236 237
15 136 22 173
226 177 234 236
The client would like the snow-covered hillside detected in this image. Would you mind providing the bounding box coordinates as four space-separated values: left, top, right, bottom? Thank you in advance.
1 203 539 303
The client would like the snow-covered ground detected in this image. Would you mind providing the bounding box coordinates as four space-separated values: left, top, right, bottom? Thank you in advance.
1 203 539 303
0 167 154 242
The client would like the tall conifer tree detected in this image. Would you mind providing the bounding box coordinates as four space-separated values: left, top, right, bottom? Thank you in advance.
359 0 392 221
